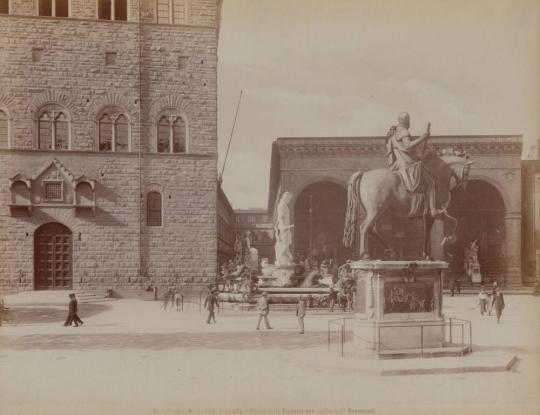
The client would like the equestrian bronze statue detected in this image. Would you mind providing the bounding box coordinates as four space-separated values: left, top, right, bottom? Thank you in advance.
343 113 472 260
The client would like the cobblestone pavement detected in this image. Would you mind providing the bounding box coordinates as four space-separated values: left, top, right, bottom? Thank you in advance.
1 293 539 415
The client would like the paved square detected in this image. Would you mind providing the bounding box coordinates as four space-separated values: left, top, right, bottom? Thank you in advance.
1 293 539 415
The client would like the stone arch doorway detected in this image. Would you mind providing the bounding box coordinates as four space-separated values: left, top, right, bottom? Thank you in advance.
34 223 73 290
294 181 348 263
447 180 506 282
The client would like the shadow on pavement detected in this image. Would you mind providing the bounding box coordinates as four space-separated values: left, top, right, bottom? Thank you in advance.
471 344 540 355
3 303 112 325
0 331 327 351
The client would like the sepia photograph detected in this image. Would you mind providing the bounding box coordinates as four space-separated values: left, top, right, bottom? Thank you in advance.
0 0 539 414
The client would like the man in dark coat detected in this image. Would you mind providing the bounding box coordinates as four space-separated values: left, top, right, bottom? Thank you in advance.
64 293 83 327
492 289 505 323
296 296 306 334
204 289 220 324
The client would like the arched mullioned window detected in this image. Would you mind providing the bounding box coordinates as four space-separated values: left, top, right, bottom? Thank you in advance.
97 107 131 152
36 104 70 150
0 109 10 149
146 191 162 226
156 110 187 153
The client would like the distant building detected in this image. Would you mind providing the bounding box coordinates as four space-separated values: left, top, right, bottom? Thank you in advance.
234 209 274 263
0 0 222 293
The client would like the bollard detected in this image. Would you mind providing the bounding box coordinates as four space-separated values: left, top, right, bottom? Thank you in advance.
327 322 330 351
377 325 381 356
341 324 345 358
420 325 424 358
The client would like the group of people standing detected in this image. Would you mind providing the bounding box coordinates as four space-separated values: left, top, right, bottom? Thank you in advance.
477 282 505 323
161 288 183 311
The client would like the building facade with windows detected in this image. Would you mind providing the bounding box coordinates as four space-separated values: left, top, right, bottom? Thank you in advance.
0 0 222 292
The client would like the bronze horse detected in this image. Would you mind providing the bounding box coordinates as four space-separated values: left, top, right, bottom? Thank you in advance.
343 152 473 260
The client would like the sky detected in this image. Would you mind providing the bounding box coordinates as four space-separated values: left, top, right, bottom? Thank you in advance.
216 0 540 209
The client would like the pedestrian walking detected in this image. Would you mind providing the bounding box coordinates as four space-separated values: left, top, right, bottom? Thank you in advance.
455 276 461 294
204 289 219 324
487 283 496 316
296 296 306 334
168 288 175 310
174 289 182 311
491 281 498 296
0 296 10 326
477 287 488 316
492 289 505 323
64 293 83 327
162 289 170 310
256 292 272 330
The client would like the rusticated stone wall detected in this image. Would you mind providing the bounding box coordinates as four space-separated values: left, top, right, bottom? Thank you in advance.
0 150 218 292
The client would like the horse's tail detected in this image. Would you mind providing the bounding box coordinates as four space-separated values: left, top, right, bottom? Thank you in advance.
343 170 363 248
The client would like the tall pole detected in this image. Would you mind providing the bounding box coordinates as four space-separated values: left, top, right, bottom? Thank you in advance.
221 90 243 178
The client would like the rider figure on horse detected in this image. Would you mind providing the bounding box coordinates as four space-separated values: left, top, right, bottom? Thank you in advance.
386 112 446 219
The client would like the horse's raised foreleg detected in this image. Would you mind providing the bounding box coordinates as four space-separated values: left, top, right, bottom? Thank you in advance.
422 214 434 261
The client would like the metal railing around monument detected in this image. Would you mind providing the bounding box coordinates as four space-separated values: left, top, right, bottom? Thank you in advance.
327 317 472 358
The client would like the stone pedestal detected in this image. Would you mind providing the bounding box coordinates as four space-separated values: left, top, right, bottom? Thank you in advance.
246 247 259 271
352 260 447 353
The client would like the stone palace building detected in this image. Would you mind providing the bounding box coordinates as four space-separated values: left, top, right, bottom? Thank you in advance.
0 0 222 292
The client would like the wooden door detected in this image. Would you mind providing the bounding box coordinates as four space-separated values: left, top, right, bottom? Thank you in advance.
35 223 72 290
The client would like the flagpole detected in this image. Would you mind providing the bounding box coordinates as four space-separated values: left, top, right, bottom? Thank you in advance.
221 90 243 178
